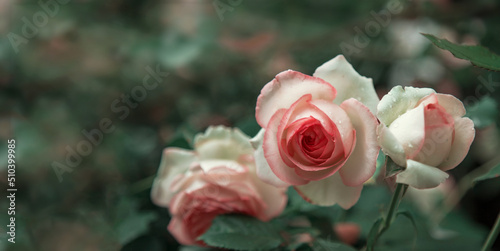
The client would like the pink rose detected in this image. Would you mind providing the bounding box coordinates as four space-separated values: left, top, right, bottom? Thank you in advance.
252 55 380 208
151 126 287 246
377 86 475 189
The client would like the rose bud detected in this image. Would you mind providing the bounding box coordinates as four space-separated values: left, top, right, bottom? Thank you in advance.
377 86 475 189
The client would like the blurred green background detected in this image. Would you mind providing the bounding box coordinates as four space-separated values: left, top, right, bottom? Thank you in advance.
1 0 500 250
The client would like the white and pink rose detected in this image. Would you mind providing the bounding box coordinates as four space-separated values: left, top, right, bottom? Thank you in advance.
151 126 287 246
377 86 475 189
251 55 380 208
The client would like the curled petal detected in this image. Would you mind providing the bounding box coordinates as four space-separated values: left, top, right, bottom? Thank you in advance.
168 215 196 245
396 160 449 189
388 104 426 159
250 172 288 221
295 173 363 208
313 55 379 114
194 126 253 161
377 124 407 167
436 93 466 118
412 100 455 166
309 99 355 155
377 86 436 126
151 148 196 207
251 129 290 187
438 117 475 171
198 160 247 174
264 109 309 185
256 70 337 127
338 98 380 186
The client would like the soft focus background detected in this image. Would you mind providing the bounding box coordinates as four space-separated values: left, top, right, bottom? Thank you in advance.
1 0 500 250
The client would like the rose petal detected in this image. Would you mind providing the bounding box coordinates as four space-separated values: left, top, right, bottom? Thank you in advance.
278 95 335 168
438 117 475 171
194 126 254 161
412 101 455 166
396 159 449 189
388 104 426 159
285 120 336 169
377 124 407 167
251 129 290 187
151 148 196 207
310 99 355 154
377 86 436 126
256 70 337 127
295 172 363 208
168 216 196 245
436 93 466 118
264 109 309 185
338 98 380 186
198 160 247 174
313 55 379 114
250 172 288 221
277 95 343 171
281 94 335 134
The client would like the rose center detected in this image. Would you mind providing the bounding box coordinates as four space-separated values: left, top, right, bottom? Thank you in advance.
299 124 329 153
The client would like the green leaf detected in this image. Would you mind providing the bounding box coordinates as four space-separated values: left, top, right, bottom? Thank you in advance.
466 96 498 129
474 162 500 183
366 217 384 251
115 212 156 244
312 239 357 251
285 226 321 237
198 215 283 250
422 33 500 71
179 246 214 251
385 156 404 178
111 197 156 245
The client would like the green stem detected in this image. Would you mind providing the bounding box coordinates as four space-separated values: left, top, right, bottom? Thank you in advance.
481 211 500 251
370 182 408 250
383 183 405 230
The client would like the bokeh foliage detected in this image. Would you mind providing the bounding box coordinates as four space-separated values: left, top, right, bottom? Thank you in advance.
1 0 500 250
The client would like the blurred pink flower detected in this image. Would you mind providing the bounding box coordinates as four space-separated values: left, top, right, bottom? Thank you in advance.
151 126 287 246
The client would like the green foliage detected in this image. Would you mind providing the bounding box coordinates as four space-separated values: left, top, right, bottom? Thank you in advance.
474 163 500 183
423 34 500 71
198 215 283 251
113 198 156 244
311 239 357 251
466 96 498 129
5 0 500 250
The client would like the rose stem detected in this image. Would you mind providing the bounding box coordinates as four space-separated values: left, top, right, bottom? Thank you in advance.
383 183 405 230
481 211 500 251
370 182 408 250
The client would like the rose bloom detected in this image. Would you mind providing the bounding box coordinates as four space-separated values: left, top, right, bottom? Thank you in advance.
252 55 380 208
151 126 287 246
377 86 475 189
